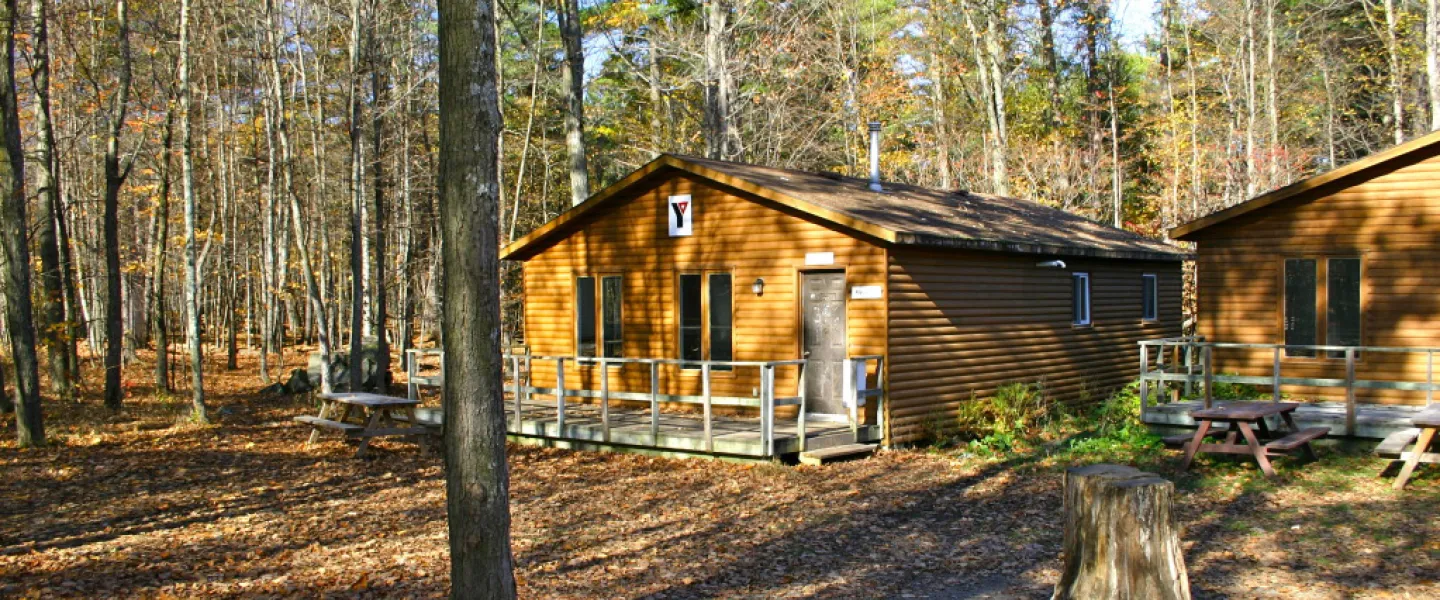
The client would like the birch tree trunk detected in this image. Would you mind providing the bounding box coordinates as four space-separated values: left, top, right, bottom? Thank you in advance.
179 0 205 422
438 0 516 594
1383 0 1403 144
1430 0 1440 130
0 0 41 446
370 17 390 394
704 0 730 160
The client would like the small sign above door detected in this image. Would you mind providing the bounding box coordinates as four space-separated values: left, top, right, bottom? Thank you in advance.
850 285 882 300
668 194 693 237
805 251 835 266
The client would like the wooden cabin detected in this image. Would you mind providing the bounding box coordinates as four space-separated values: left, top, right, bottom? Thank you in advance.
500 155 1185 446
1171 129 1440 409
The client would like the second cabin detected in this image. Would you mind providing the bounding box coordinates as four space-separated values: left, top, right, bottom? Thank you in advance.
500 153 1186 449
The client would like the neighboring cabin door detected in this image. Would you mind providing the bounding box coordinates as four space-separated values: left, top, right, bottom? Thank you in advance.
802 271 847 416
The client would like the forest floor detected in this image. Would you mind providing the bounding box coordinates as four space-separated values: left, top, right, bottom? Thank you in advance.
2 350 1438 599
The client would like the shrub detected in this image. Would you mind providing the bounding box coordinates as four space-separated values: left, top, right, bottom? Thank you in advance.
954 382 1061 454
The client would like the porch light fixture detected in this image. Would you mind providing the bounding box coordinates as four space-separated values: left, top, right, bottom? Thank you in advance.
1036 259 1067 269
752 278 765 296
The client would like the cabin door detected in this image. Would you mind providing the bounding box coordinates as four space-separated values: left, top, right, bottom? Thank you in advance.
802 271 847 416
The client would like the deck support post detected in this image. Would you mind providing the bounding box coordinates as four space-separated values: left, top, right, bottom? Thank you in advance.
843 358 858 440
1428 351 1434 407
1202 346 1213 409
1272 347 1282 403
556 358 567 434
797 362 807 453
761 365 775 457
1139 345 1150 415
649 361 660 443
1346 348 1357 436
600 361 611 443
702 363 713 453
876 356 886 446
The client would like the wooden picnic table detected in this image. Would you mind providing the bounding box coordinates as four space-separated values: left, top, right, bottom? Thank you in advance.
1376 405 1440 489
1178 402 1329 477
295 392 429 458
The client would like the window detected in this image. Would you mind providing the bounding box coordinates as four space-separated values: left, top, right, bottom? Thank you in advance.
1141 274 1158 322
576 276 596 357
678 272 733 369
709 274 733 371
1326 258 1361 358
602 276 624 358
1283 259 1318 357
1072 273 1091 326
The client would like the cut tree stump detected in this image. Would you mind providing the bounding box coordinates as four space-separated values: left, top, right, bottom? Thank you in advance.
1053 464 1190 600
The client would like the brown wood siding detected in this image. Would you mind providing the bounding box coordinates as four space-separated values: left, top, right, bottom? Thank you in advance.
886 249 1183 443
518 171 887 411
1193 148 1440 405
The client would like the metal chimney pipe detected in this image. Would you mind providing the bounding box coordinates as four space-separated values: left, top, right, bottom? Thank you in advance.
867 121 883 192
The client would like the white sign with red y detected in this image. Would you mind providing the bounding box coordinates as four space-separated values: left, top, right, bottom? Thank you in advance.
668 194 693 237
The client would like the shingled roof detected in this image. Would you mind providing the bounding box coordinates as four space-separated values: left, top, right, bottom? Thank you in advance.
501 154 1186 262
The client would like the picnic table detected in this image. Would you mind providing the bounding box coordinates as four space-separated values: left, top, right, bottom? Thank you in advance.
295 392 429 458
1375 405 1440 489
1174 402 1328 477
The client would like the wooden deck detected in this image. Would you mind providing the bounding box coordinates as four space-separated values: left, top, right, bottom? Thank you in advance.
1142 400 1429 439
408 399 874 459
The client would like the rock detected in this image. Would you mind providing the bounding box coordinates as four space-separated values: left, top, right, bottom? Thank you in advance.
307 338 387 392
284 369 313 395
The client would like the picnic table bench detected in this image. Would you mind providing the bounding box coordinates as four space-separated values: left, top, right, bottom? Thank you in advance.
1169 402 1328 477
295 392 430 458
1376 405 1440 489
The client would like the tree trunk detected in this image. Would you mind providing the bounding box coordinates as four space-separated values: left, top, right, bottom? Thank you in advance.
1383 0 1403 144
28 0 70 401
102 0 134 410
1243 0 1257 198
179 0 205 422
560 0 589 205
1430 0 1440 130
150 109 174 393
703 0 730 160
1264 0 1279 186
370 18 389 394
348 0 365 392
437 0 517 594
1053 464 1190 600
0 0 41 446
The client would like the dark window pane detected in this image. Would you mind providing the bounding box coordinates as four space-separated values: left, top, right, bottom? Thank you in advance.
602 276 623 358
1327 258 1361 358
1284 259 1317 357
576 277 596 357
709 274 733 370
1142 275 1158 321
1073 274 1090 325
679 274 702 367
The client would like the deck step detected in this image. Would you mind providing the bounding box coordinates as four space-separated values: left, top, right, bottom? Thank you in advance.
294 416 364 434
1265 427 1329 451
799 443 877 466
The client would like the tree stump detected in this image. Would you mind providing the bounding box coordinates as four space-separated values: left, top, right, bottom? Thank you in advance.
1052 464 1190 600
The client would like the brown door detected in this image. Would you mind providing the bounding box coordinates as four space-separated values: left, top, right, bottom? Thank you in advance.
803 272 847 415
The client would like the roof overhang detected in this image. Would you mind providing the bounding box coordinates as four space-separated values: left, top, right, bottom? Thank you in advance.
1171 128 1440 240
895 233 1190 262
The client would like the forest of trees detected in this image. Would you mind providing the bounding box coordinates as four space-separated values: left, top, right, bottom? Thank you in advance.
2 0 1440 448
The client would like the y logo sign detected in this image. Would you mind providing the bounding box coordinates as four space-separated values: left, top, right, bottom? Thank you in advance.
668 194 693 237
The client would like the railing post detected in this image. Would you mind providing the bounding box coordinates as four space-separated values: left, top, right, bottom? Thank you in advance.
762 364 775 457
1429 351 1434 407
1346 348 1357 436
702 363 713 453
556 358 567 434
1139 344 1150 415
1184 341 1195 398
407 350 417 401
796 362 808 452
842 357 857 440
511 355 522 431
1202 345 1213 409
649 361 660 443
600 360 611 443
518 355 530 433
876 356 886 447
1272 347 1282 403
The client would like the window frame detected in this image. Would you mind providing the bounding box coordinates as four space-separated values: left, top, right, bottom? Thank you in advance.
575 275 597 358
601 275 624 359
1141 273 1158 322
676 270 734 371
1072 272 1092 326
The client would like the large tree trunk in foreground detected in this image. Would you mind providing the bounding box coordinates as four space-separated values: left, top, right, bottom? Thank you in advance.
179 0 206 423
1053 464 1190 600
437 0 516 595
0 0 42 446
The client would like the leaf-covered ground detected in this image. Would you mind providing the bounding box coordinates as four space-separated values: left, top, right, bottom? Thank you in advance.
2 352 1438 598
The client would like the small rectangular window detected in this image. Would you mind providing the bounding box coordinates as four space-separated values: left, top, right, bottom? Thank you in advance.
576 276 596 357
709 273 733 371
1326 258 1361 358
601 276 623 358
1284 258 1317 357
679 274 703 367
1141 274 1158 321
1072 273 1091 326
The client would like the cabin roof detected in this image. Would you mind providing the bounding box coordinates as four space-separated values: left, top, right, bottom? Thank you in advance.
1171 128 1440 240
501 154 1187 262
